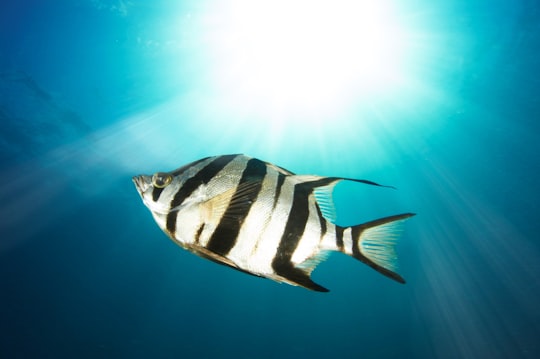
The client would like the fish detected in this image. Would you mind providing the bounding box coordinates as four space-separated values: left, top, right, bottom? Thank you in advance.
133 154 415 292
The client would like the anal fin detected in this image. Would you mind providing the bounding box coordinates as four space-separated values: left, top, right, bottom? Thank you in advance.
273 265 329 292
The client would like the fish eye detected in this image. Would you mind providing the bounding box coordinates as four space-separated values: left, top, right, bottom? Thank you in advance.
152 172 173 188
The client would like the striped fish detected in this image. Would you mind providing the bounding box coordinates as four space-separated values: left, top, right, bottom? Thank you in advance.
133 154 414 292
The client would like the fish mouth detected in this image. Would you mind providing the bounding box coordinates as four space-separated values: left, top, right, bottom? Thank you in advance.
133 175 170 213
132 175 148 195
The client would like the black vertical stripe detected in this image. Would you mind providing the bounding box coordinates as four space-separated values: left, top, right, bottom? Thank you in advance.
272 185 329 291
153 157 212 203
270 178 337 292
152 187 164 202
272 183 311 269
153 157 215 204
271 178 335 265
165 155 238 237
195 223 205 244
314 202 327 239
166 211 178 238
351 225 363 259
335 226 344 251
272 182 330 291
272 173 286 210
206 158 267 256
169 155 238 210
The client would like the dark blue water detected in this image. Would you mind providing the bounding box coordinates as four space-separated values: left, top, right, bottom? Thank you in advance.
1 1 539 358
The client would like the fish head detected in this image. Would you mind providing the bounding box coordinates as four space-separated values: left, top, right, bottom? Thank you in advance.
133 171 205 244
132 174 152 198
132 172 177 214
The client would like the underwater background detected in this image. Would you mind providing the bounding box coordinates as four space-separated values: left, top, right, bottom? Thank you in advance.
1 0 539 358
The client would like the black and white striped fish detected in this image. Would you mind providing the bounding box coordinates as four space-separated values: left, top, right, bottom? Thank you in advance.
133 154 414 292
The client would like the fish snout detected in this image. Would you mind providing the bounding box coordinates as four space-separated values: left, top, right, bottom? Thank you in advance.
132 175 150 194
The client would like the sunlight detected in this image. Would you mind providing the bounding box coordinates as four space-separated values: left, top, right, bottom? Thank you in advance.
105 0 452 169
195 0 422 123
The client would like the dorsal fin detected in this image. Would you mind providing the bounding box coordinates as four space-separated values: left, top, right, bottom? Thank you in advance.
313 183 339 224
343 178 396 189
265 161 296 175
296 175 395 225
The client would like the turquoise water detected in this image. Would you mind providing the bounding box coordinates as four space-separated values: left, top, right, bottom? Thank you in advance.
1 1 539 358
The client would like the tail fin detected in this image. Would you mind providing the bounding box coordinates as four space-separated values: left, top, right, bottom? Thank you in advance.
346 213 415 284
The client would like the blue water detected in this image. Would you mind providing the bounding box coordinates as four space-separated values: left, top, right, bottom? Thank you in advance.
1 1 539 358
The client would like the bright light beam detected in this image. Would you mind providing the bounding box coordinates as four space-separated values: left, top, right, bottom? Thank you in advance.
195 0 419 122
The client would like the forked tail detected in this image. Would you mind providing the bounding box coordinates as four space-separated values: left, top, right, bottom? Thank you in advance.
339 213 415 283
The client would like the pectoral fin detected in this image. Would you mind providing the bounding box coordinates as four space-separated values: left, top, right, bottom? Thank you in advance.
201 180 263 224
